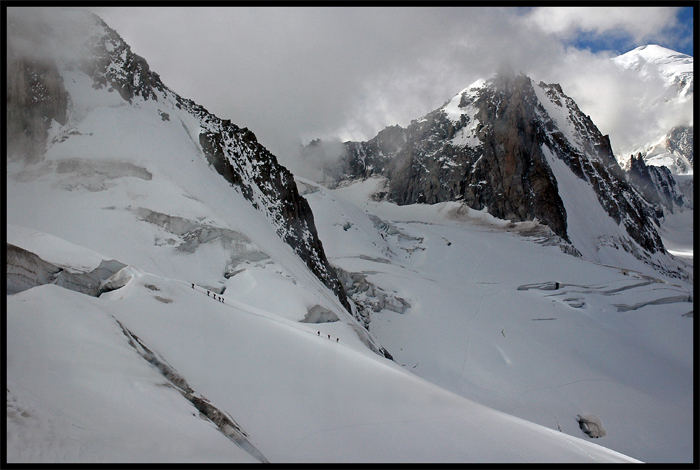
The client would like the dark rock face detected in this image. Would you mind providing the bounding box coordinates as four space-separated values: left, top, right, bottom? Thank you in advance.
459 75 568 239
338 75 569 241
6 58 69 162
83 18 167 103
627 153 685 214
195 123 350 312
341 125 408 181
316 73 664 255
534 82 664 254
7 12 351 313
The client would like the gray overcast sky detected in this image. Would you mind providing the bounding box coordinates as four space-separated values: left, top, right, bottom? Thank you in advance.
88 7 691 169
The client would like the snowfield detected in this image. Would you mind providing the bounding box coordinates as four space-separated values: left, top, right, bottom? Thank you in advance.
302 176 693 463
7 237 640 463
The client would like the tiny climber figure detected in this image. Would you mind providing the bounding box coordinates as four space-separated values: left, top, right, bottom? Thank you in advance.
328 334 331 339
317 331 320 336
191 283 194 289
555 282 560 290
207 291 210 296
336 338 339 342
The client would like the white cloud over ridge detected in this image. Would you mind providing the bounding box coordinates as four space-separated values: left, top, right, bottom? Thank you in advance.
68 7 692 167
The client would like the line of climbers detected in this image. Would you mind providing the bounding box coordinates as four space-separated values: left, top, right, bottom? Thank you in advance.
191 283 339 342
192 282 224 303
317 330 339 342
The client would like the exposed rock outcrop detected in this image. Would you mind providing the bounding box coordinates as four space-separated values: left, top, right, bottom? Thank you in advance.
576 414 606 439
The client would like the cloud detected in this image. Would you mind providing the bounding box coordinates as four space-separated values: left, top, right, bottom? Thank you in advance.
92 7 570 155
535 46 692 156
326 6 690 156
7 7 100 64
12 6 690 171
524 6 681 44
286 138 347 183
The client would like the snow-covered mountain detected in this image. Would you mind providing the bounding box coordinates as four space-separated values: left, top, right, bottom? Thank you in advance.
305 73 688 279
613 45 693 175
6 9 357 317
614 44 693 99
5 8 693 464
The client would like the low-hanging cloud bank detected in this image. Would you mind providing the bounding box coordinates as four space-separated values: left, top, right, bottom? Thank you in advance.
47 6 690 169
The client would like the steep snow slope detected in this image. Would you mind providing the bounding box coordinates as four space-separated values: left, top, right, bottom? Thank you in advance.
7 284 259 463
6 232 639 463
302 176 693 463
5 99 372 343
6 7 352 314
611 45 693 272
6 8 397 357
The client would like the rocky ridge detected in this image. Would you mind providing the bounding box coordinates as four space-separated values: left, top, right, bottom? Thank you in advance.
309 73 667 261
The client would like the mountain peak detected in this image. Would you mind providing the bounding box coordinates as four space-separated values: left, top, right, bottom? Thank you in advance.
627 44 692 59
612 44 693 173
614 44 693 76
307 71 688 276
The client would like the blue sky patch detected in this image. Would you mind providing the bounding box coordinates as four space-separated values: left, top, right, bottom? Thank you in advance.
569 6 693 56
